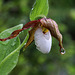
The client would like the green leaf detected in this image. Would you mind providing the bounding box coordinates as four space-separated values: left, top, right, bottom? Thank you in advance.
30 0 49 20
0 24 23 75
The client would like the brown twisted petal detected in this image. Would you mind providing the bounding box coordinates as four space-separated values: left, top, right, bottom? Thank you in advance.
25 24 40 48
40 18 64 53
0 20 40 41
0 29 23 41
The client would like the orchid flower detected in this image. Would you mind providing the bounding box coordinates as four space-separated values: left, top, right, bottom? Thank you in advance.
0 18 65 54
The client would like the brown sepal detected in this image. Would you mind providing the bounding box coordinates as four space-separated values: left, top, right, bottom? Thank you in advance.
40 18 65 53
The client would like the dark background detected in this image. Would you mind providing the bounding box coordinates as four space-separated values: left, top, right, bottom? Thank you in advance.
0 0 75 75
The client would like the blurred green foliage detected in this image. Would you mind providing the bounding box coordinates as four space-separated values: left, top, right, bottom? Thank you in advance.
0 0 75 75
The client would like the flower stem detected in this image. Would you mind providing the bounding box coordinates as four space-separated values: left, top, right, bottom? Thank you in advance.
17 33 29 51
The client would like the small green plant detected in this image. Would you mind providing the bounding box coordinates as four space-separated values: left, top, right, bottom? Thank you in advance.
0 0 65 74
